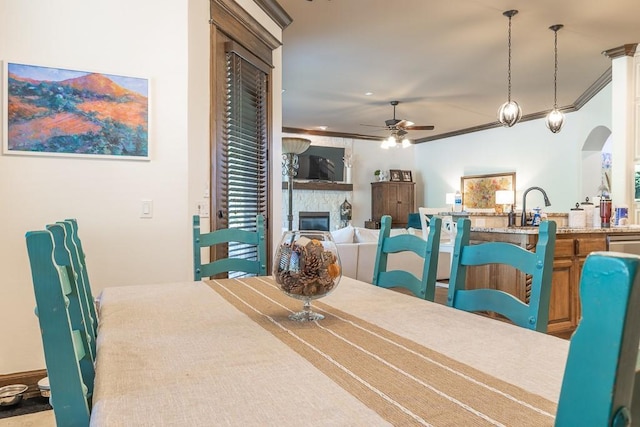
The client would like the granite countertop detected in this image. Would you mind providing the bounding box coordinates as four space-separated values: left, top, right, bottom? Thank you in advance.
471 225 640 234
442 211 569 217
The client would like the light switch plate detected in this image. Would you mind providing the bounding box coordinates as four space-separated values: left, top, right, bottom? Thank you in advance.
196 200 209 218
141 199 153 219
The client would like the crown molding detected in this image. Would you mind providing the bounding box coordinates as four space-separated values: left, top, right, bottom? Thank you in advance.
602 43 638 59
283 67 614 145
283 127 384 141
253 0 293 30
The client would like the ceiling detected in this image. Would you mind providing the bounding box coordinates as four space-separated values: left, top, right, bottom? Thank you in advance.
278 0 640 143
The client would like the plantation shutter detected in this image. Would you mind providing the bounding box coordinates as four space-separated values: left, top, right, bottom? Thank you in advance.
218 42 269 277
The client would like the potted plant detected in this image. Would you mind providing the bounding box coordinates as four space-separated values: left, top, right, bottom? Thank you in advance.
374 170 381 181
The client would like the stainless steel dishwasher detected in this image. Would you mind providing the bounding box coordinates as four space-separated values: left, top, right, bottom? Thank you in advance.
607 234 640 256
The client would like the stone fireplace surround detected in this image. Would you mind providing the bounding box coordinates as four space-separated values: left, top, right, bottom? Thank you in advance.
281 181 353 231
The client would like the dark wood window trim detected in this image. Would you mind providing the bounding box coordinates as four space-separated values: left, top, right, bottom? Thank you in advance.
210 0 284 67
209 0 283 273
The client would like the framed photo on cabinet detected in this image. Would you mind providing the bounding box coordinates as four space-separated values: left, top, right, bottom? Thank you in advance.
401 170 413 182
389 169 402 182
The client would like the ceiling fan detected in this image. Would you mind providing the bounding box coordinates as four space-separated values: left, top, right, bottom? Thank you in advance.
362 101 435 147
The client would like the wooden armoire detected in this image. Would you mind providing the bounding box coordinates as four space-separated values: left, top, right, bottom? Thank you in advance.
370 181 416 228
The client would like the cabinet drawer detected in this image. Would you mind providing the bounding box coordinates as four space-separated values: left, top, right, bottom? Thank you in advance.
554 239 575 257
575 237 606 257
554 237 606 257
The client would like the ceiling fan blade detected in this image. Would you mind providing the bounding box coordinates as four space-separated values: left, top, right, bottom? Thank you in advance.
360 123 387 128
406 125 435 131
395 119 414 128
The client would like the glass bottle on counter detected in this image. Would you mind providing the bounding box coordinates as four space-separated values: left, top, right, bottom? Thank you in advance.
600 198 612 228
454 191 462 213
531 207 542 226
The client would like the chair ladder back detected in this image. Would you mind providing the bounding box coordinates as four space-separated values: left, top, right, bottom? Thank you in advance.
46 223 96 362
193 215 204 280
460 241 538 272
556 252 640 426
63 219 98 336
193 214 267 280
421 216 442 300
524 220 556 329
26 230 93 427
447 218 556 331
372 215 441 300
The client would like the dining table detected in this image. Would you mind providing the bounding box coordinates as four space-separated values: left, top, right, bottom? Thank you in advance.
89 275 569 426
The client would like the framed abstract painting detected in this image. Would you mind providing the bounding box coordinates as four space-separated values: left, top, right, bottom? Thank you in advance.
461 172 516 209
3 62 149 160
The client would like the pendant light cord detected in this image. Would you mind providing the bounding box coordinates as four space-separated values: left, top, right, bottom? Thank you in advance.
507 14 513 103
553 29 558 109
549 24 563 110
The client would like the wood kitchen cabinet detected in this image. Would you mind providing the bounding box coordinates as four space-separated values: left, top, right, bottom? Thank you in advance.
467 228 607 338
547 234 606 337
371 182 416 228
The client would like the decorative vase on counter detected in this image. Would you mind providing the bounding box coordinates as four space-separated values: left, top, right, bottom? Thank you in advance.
568 203 586 228
580 197 595 228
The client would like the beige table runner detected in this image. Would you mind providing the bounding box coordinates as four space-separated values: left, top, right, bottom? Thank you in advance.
207 277 556 427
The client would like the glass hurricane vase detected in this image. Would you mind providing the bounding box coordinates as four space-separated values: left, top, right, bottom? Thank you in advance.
273 230 342 321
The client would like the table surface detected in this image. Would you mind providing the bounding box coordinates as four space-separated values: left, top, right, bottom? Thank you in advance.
90 276 569 426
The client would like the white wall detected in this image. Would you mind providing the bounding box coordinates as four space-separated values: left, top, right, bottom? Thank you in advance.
0 0 282 375
413 84 613 214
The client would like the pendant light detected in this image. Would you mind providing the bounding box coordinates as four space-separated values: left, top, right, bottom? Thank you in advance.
545 24 565 133
497 10 522 127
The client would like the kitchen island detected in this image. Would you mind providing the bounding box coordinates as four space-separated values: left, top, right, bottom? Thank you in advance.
466 223 640 337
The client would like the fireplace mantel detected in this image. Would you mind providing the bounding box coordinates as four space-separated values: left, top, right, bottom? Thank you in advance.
281 181 353 191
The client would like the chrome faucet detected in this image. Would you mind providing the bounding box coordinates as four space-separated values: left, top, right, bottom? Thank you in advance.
521 186 551 226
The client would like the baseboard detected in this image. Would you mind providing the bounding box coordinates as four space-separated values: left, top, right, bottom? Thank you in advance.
0 369 47 399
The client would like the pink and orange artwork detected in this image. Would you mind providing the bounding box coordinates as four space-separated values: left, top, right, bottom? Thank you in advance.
461 172 516 209
4 62 148 159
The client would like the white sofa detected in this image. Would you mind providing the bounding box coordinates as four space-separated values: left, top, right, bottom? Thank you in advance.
331 225 451 284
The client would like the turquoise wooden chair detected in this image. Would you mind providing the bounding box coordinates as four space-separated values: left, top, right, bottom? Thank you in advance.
447 218 556 332
372 215 442 300
26 228 93 427
555 251 640 426
61 218 98 338
193 214 267 280
45 222 97 362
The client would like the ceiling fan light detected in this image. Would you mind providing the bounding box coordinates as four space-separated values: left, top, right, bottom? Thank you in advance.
497 100 522 127
402 138 411 148
380 140 389 149
545 108 564 133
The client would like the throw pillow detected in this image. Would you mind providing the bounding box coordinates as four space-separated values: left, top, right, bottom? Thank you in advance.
354 227 380 243
331 225 355 243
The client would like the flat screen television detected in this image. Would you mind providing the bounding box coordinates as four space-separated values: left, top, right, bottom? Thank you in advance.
296 146 345 182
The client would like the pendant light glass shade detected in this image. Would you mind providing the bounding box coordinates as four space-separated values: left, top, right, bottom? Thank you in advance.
497 10 521 128
546 108 564 133
498 101 522 127
545 24 565 134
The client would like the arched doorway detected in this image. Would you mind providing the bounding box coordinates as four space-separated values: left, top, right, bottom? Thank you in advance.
581 125 612 200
